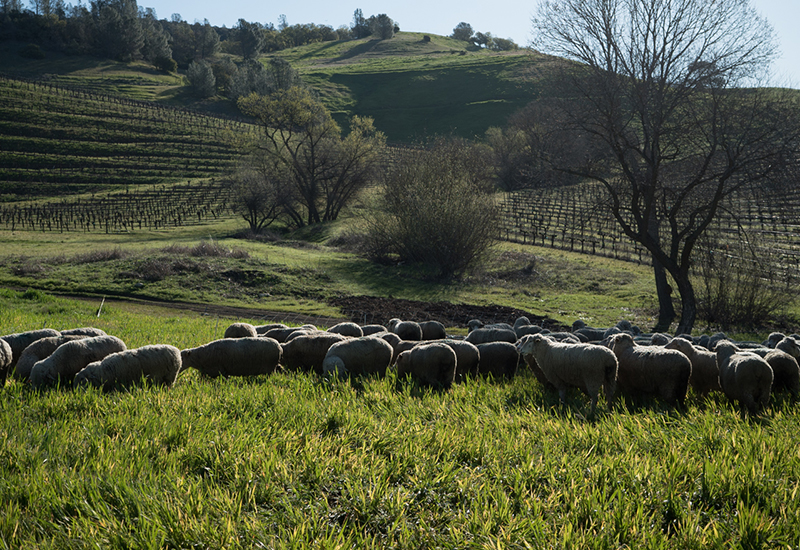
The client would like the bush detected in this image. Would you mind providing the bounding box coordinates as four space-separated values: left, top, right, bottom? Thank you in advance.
361 138 499 280
153 56 177 73
19 44 45 59
186 60 216 98
694 232 792 330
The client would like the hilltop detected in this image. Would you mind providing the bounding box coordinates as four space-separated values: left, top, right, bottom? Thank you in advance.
0 32 556 143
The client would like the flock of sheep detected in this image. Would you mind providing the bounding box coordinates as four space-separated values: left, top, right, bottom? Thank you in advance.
1 316 798 417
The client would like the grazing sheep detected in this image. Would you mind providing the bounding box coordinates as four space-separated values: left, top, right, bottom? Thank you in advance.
465 328 517 346
322 337 394 378
515 324 544 339
0 339 11 382
707 332 728 351
392 320 423 341
763 350 799 398
386 318 402 332
572 320 588 331
419 320 447 341
285 328 321 342
393 340 420 361
61 327 107 337
476 342 519 379
1 328 61 379
715 342 773 415
425 339 480 382
327 322 364 338
281 332 348 375
609 333 692 408
255 323 288 335
224 322 258 339
664 338 722 396
264 326 312 343
29 335 127 390
776 337 800 360
650 333 672 346
574 327 607 343
514 316 532 329
763 332 786 348
74 345 182 391
516 334 618 416
467 319 514 333
361 324 387 336
180 337 281 377
548 331 587 343
395 343 457 390
13 334 87 382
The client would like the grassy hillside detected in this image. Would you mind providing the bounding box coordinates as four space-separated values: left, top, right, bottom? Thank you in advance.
274 32 558 141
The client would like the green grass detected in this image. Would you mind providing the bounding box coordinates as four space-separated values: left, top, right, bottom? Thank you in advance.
1 288 799 548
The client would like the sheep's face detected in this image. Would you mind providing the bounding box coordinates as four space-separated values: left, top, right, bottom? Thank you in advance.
322 356 347 377
610 333 634 351
516 334 543 356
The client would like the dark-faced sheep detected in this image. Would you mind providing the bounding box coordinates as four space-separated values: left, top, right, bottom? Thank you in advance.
664 337 722 397
476 342 519 379
29 335 127 390
13 334 88 382
75 344 182 391
322 337 394 378
181 337 281 377
281 332 348 375
715 342 773 415
327 322 364 338
1 328 61 380
466 328 517 346
419 320 447 341
224 322 258 339
609 333 692 409
517 334 617 416
395 342 457 390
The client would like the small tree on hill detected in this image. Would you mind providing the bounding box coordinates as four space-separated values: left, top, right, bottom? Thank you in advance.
369 14 395 40
451 22 473 42
186 59 216 97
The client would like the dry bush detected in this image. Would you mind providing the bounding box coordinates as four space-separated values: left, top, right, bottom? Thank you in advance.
161 240 249 259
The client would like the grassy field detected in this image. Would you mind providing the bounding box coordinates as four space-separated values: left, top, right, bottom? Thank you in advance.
1 288 800 548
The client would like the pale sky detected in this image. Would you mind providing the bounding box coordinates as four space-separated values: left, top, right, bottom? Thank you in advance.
139 0 799 88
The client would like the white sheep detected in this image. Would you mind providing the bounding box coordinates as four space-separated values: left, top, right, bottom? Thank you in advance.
61 327 107 337
74 344 182 391
224 322 258 338
395 342 457 390
392 320 423 341
327 322 364 338
419 320 447 341
776 337 800 360
0 339 11 382
427 339 480 382
514 316 532 329
264 326 311 343
322 337 394 378
763 350 799 398
29 335 127 390
1 328 61 378
609 333 692 408
664 337 722 396
180 337 281 377
517 334 618 416
280 332 348 374
467 319 514 333
13 334 87 382
465 327 517 346
476 342 519 379
255 323 288 335
515 324 544 339
715 341 773 415
361 324 387 336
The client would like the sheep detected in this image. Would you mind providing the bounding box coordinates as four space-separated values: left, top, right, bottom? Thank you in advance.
419 320 447 341
322 337 394 378
61 327 107 337
392 340 420 361
395 342 457 390
476 342 519 379
516 334 618 416
664 337 722 396
224 322 258 339
0 339 11 382
264 326 312 343
386 318 402 332
763 332 786 348
514 316 532 329
763 350 799 398
465 327 517 346
180 337 281 377
547 331 587 343
419 339 480 382
12 334 88 382
515 324 544 339
715 341 773 415
776 337 800 360
608 333 692 408
29 335 127 390
650 333 672 346
392 320 423 341
707 332 728 351
573 327 607 343
255 323 288 335
0 328 61 379
361 324 387 336
327 322 364 338
74 345 182 391
280 332 348 375
467 319 514 333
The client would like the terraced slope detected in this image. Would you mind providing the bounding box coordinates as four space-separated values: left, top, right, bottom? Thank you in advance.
0 76 258 200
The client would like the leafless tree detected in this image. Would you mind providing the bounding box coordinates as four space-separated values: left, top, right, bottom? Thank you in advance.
530 0 800 333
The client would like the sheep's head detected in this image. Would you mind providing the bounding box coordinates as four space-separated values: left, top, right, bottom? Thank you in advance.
322 355 348 377
777 337 800 359
609 333 634 352
516 333 543 356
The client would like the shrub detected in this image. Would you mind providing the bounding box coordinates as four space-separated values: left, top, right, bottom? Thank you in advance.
19 44 45 59
153 56 177 73
361 138 499 280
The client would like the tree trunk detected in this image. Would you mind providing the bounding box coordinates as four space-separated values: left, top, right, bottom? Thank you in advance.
653 258 676 332
674 273 697 335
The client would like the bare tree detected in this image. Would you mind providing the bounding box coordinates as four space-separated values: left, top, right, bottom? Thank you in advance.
530 0 800 333
227 157 289 234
